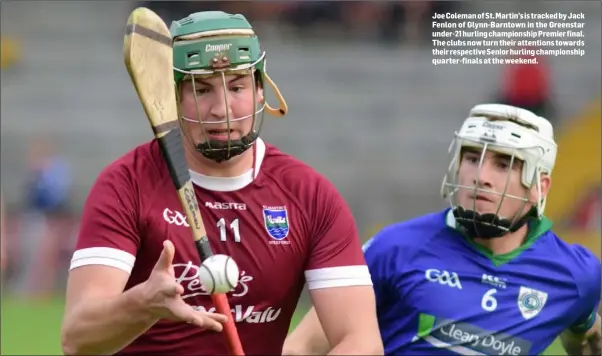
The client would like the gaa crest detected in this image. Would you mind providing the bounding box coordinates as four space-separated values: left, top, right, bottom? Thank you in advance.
263 205 290 243
517 286 548 320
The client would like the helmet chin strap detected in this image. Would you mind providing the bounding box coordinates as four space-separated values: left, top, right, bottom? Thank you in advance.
194 130 258 163
453 206 537 239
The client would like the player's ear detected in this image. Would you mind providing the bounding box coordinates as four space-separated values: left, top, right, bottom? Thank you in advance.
531 173 552 202
257 86 264 104
541 174 552 197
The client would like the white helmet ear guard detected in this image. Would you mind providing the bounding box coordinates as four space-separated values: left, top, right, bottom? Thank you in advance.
441 104 558 238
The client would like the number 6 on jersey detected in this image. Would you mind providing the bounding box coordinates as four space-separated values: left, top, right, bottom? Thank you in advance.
481 288 498 312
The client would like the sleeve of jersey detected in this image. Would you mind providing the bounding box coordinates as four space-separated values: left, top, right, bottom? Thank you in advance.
303 178 371 290
569 247 601 333
69 165 141 275
362 227 404 306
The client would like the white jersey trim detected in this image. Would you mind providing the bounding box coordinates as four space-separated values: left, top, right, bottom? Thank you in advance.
69 247 136 274
304 265 372 290
189 137 266 192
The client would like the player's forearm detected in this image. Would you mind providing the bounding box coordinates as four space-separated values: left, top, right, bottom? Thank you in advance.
561 315 601 356
283 324 330 355
328 332 384 356
561 331 594 355
61 283 159 355
283 307 331 355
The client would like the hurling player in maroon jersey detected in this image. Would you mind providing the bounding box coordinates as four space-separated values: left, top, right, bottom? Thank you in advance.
61 10 382 356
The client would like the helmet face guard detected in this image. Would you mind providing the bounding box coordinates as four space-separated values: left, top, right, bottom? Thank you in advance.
442 137 540 239
440 104 557 239
171 12 288 163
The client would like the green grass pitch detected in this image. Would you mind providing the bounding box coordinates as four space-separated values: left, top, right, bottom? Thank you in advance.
1 296 566 355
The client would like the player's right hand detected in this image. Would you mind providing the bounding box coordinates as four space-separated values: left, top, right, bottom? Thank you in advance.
141 240 229 332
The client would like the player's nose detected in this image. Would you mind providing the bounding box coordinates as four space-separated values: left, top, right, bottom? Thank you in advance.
473 164 495 189
207 90 233 122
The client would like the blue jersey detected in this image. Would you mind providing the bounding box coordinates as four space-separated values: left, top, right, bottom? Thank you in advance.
363 209 601 355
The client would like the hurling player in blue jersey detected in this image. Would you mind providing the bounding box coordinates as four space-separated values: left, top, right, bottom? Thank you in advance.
284 104 601 356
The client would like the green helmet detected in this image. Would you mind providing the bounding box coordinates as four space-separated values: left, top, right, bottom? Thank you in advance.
170 11 287 163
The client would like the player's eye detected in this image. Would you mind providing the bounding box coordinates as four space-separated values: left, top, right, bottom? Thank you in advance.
497 161 510 170
230 85 245 93
195 87 210 95
496 157 519 171
464 154 479 164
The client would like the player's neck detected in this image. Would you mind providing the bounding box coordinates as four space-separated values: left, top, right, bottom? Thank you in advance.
473 223 529 255
184 143 254 178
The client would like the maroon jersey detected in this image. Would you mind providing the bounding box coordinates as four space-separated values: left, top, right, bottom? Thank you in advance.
69 138 371 355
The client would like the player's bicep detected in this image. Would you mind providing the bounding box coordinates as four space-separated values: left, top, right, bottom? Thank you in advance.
309 285 380 350
65 265 131 315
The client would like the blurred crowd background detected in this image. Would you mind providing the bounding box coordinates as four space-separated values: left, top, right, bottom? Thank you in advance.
1 1 600 354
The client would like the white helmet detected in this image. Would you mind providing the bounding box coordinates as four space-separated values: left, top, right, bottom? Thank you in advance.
441 104 557 238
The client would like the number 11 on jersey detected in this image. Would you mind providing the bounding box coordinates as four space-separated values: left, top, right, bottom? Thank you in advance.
217 218 241 243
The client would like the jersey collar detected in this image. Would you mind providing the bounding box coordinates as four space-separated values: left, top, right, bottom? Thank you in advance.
445 209 553 267
189 138 266 192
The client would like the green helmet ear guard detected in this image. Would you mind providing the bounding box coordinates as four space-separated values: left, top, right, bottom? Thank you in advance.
170 11 287 117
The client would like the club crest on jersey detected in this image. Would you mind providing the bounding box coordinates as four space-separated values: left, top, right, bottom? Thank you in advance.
517 286 548 320
263 205 290 244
